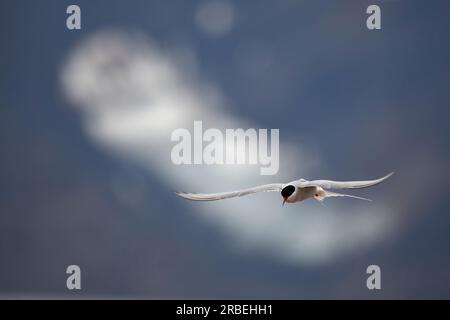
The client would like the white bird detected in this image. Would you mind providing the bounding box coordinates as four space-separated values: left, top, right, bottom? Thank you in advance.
175 172 394 205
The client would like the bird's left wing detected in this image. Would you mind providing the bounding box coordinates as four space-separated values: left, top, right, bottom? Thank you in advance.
295 172 394 190
175 183 284 201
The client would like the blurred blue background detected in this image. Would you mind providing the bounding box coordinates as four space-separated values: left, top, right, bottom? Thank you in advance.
1 0 450 298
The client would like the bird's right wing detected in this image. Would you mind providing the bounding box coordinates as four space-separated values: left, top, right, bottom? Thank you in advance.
175 183 284 201
295 172 394 190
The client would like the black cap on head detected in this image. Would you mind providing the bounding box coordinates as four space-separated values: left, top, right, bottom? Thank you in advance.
281 185 295 198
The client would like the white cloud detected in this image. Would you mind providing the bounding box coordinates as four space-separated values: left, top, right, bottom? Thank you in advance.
195 1 235 37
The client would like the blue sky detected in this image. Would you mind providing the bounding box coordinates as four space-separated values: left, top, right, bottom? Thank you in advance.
1 0 450 298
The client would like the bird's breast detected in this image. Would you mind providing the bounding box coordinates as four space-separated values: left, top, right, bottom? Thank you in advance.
293 186 319 202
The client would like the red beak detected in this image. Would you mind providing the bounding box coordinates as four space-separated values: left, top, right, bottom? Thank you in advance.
282 197 287 206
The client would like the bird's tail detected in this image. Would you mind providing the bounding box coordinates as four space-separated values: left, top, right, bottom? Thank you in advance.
315 190 372 202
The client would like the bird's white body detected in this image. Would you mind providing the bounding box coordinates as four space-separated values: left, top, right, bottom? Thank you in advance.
285 185 323 203
176 172 394 205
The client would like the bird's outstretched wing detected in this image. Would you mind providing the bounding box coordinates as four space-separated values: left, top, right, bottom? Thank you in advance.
296 172 394 189
175 183 283 201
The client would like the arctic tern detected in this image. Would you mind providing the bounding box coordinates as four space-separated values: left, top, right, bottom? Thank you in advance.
175 172 394 205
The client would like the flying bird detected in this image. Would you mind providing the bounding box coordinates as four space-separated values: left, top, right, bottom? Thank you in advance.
175 172 394 205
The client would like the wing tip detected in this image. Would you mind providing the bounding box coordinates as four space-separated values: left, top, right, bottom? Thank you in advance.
174 191 213 201
174 191 192 200
382 171 395 181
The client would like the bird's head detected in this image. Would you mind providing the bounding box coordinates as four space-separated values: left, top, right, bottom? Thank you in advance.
281 185 296 206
